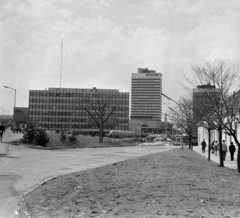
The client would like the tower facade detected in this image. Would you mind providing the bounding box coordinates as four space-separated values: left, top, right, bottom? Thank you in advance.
192 84 218 143
131 68 162 121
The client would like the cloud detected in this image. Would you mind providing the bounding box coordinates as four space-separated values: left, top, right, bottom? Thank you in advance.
1 0 240 112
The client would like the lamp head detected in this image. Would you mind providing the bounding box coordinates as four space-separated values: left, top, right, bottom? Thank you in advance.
4 86 9 88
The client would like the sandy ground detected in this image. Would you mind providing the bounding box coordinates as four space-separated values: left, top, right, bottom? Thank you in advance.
24 148 240 218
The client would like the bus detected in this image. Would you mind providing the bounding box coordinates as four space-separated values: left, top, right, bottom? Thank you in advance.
108 130 136 139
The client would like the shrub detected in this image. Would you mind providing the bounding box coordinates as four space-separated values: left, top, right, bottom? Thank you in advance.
68 134 78 144
22 121 38 144
22 121 50 146
34 129 50 147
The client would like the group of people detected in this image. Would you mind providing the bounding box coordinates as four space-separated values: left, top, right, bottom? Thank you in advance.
201 139 236 161
11 126 22 134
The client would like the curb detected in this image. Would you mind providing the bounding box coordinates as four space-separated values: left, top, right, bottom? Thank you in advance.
20 171 79 218
19 173 71 218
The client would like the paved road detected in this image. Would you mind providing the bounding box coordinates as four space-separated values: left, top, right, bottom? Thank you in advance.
0 130 176 218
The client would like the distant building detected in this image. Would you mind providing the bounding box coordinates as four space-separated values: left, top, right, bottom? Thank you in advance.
14 107 29 126
131 68 162 120
130 68 162 133
129 119 172 135
0 115 14 125
192 84 218 144
28 87 129 131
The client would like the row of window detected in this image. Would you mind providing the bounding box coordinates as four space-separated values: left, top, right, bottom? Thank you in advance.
29 111 128 117
132 79 161 81
30 91 129 98
131 108 161 111
131 112 161 115
29 105 129 111
37 123 128 130
131 88 161 91
29 98 128 104
132 102 161 105
132 96 161 99
132 84 161 87
29 116 129 123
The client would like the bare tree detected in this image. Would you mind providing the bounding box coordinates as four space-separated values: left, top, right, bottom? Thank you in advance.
184 60 240 170
78 92 116 143
168 95 193 150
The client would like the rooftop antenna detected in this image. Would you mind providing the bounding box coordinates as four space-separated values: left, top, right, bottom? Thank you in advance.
60 38 63 88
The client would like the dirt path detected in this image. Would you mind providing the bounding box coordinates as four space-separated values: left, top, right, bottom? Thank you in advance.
24 148 240 218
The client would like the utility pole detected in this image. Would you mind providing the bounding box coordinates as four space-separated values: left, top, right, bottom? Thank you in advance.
161 92 184 149
163 103 170 136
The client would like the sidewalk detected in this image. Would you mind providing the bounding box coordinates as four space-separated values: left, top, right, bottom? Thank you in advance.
0 128 23 155
193 145 238 170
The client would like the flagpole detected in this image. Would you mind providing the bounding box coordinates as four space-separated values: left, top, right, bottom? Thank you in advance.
60 39 63 88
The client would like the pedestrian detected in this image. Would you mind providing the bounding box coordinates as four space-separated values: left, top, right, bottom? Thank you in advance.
214 140 219 155
0 123 5 142
211 140 215 153
201 139 207 153
229 142 236 161
222 140 228 161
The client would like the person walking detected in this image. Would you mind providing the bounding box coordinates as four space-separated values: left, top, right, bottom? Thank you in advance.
214 140 219 155
201 139 207 153
229 142 236 161
0 123 5 142
222 140 228 161
211 140 215 154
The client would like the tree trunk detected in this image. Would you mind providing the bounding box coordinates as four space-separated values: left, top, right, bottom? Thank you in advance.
232 134 240 173
218 128 224 167
208 129 211 161
233 134 240 172
99 127 103 143
237 143 240 173
188 134 193 151
188 134 191 149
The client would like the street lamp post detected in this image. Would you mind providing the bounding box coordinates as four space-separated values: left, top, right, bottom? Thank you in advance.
4 86 16 123
163 103 170 136
161 92 184 149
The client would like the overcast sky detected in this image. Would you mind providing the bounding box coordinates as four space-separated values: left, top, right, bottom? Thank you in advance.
1 0 240 116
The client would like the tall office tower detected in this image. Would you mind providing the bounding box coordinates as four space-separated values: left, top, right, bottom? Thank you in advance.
29 87 129 131
192 84 218 143
131 68 162 121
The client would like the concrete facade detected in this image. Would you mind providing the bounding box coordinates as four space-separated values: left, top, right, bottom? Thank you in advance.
192 84 218 142
131 68 162 121
29 87 129 131
129 119 172 135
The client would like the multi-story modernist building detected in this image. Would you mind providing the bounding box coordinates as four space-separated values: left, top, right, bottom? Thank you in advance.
193 84 218 143
29 87 129 131
130 68 162 134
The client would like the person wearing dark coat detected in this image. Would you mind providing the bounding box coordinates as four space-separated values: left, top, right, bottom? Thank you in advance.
229 142 236 161
201 139 207 153
0 123 5 141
